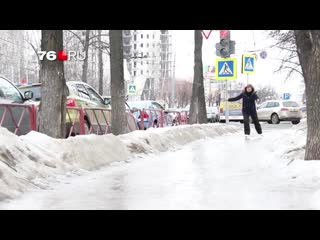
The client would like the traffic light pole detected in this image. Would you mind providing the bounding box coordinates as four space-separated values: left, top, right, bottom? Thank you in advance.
225 80 229 124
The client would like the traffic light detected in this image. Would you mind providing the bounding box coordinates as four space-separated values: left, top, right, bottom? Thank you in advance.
215 30 230 58
229 40 236 55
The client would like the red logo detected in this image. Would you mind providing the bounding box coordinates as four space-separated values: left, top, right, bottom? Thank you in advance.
57 50 68 61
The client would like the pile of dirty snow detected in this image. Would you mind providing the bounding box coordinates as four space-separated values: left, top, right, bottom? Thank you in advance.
0 123 240 200
273 119 307 161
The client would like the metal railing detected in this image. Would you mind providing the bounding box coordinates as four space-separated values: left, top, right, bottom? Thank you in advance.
0 103 189 137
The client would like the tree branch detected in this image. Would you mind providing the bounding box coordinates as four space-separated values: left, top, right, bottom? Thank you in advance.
65 30 84 47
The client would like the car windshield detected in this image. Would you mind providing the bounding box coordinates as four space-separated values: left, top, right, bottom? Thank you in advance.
20 86 41 101
0 77 23 102
127 101 148 109
228 90 242 98
283 101 299 107
206 107 216 113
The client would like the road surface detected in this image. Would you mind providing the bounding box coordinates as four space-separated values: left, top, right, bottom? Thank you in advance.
1 122 317 210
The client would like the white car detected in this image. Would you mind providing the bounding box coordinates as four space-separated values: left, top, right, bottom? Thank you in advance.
257 100 302 124
206 106 219 122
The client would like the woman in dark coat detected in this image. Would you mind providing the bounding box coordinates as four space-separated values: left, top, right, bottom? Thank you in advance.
228 84 263 136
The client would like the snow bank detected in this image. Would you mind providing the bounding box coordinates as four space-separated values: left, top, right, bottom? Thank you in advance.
273 119 307 161
0 123 240 200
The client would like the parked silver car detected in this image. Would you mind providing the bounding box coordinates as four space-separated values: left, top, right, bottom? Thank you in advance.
257 100 302 124
0 76 34 135
206 106 219 123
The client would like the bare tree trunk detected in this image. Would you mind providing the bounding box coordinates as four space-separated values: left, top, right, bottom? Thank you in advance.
295 30 320 160
98 30 104 95
38 30 66 138
189 30 207 124
109 30 127 135
81 30 90 83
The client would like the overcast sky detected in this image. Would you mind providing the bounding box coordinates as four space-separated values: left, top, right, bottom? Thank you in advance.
171 30 304 101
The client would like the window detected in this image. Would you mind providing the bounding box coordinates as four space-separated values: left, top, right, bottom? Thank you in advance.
134 35 137 41
86 86 104 105
147 43 149 48
274 102 280 107
283 101 299 107
259 102 268 108
0 77 23 102
76 84 90 100
141 70 143 75
140 43 143 48
147 34 149 39
153 34 155 39
153 43 155 48
134 71 136 76
141 34 143 39
134 62 137 68
134 44 137 50
228 90 242 98
266 102 275 108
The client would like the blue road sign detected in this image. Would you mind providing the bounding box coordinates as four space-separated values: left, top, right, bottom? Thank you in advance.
128 84 137 95
283 93 291 100
215 58 237 80
260 51 267 59
242 54 255 74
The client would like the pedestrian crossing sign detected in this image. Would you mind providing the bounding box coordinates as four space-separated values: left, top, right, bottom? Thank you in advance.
215 58 237 80
242 54 256 74
128 84 137 95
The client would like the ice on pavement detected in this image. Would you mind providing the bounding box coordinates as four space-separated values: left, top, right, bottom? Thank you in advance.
1 119 320 210
0 123 240 200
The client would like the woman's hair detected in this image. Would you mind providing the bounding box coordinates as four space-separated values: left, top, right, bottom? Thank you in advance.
244 84 255 93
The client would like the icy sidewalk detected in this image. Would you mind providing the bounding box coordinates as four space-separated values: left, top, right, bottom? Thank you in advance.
2 124 320 210
0 123 240 200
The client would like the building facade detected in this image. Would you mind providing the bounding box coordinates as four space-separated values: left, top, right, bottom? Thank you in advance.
123 30 173 102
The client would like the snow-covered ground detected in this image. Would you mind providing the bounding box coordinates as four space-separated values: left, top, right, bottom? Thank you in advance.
2 118 320 209
0 123 239 201
1 119 320 210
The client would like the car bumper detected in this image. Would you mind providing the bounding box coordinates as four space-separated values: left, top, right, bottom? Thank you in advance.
280 117 301 121
279 112 302 121
219 115 243 121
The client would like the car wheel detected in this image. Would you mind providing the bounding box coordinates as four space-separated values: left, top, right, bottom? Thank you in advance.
292 120 300 125
271 113 280 124
267 121 272 124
